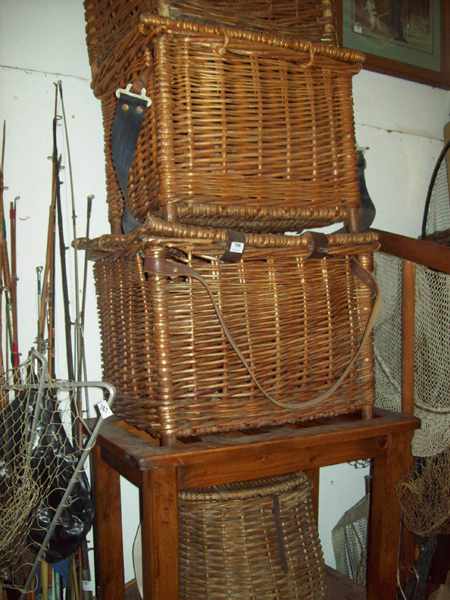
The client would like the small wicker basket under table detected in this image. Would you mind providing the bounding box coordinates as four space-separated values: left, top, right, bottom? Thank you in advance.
84 0 338 69
80 226 379 444
92 16 364 234
178 472 326 600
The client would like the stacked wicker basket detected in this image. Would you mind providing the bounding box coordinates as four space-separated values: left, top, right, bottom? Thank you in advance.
81 2 378 598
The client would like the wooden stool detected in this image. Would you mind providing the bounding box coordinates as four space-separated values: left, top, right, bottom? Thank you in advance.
91 409 418 600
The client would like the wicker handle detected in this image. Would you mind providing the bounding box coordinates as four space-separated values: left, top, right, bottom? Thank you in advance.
144 252 380 412
210 34 316 67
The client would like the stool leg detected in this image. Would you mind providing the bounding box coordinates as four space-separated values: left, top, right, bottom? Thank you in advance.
140 465 179 600
367 433 413 600
91 445 125 600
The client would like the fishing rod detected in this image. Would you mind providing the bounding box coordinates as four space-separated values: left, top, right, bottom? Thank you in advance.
56 82 90 600
36 266 43 342
0 123 14 372
53 85 75 383
57 82 81 382
38 89 58 375
77 194 94 418
0 124 5 375
10 196 19 368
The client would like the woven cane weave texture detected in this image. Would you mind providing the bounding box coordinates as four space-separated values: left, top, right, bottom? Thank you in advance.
84 0 338 69
178 472 326 599
93 17 363 233
87 230 378 439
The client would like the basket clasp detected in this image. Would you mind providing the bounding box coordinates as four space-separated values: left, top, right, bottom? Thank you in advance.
115 83 152 107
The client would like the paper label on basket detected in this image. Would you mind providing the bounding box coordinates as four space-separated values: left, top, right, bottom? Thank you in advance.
230 241 244 254
82 581 95 592
97 400 114 419
221 230 246 263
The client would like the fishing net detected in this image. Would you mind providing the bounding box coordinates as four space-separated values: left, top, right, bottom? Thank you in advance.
413 265 450 457
373 251 403 412
332 493 369 586
0 350 115 595
398 449 450 537
374 251 450 536
374 253 450 457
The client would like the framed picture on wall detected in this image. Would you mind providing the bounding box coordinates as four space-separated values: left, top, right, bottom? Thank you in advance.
336 0 450 89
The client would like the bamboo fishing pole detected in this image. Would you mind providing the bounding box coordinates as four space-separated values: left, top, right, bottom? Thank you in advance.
10 196 19 367
38 89 58 376
0 121 14 373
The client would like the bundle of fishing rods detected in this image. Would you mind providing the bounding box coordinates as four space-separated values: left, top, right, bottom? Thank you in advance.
0 82 97 600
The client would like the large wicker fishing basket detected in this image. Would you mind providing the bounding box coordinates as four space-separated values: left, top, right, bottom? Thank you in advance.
84 0 338 69
92 16 364 234
80 222 379 444
178 472 326 600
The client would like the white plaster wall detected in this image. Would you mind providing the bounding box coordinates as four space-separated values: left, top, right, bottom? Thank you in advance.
1 0 449 583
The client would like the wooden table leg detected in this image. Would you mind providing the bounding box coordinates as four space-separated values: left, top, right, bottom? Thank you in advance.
140 465 179 600
367 432 413 600
91 445 125 600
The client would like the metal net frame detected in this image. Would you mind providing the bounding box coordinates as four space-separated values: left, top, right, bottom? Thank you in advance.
0 349 115 596
421 141 450 239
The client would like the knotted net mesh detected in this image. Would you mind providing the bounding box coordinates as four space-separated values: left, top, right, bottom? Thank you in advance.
398 449 450 537
373 252 403 414
374 249 450 535
374 252 450 457
0 351 114 594
332 493 369 587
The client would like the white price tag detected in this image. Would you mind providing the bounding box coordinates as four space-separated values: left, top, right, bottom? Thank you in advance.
82 580 95 592
97 399 114 419
230 241 244 254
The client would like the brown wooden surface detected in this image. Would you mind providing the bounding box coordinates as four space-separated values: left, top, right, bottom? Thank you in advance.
368 431 414 599
376 229 450 275
97 409 417 468
140 466 179 600
91 443 125 600
92 410 419 600
400 259 417 578
401 260 416 416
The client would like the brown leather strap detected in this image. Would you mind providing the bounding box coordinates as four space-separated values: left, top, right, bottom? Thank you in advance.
308 232 329 258
144 250 380 412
